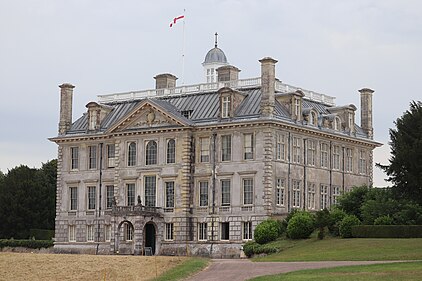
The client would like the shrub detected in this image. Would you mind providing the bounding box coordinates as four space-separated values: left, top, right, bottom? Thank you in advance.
0 239 53 249
242 241 279 258
352 225 422 238
315 209 331 240
374 215 394 225
286 211 315 239
328 208 346 236
337 186 369 220
254 219 280 244
339 215 361 238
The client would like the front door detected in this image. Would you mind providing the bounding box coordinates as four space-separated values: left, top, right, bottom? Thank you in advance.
144 223 156 255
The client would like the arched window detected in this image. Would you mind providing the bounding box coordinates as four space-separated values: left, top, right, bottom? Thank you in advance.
128 142 136 166
334 117 341 131
167 139 176 164
309 111 317 126
146 140 157 165
123 222 133 241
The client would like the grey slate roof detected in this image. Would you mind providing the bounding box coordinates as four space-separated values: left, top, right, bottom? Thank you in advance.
66 87 369 139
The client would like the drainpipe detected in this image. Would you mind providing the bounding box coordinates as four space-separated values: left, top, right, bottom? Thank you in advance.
329 141 333 206
342 146 345 194
287 132 291 212
210 132 217 256
96 142 103 255
303 139 307 211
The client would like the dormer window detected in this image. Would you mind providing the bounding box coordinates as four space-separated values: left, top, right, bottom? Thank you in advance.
222 96 231 118
309 111 317 126
181 110 193 119
88 109 99 130
348 113 354 129
334 116 341 131
294 98 300 116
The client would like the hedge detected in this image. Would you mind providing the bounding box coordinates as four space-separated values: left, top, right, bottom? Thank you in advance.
29 229 54 240
0 239 54 249
351 225 422 238
242 241 280 257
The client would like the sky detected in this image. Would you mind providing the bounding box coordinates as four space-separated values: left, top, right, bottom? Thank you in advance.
1 0 421 187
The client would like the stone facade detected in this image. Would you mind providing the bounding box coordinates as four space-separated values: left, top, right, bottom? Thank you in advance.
50 45 380 258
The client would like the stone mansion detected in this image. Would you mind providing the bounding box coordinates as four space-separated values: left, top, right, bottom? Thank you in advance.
50 40 381 257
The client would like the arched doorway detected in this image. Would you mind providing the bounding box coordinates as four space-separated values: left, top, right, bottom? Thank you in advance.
116 220 135 255
144 223 156 255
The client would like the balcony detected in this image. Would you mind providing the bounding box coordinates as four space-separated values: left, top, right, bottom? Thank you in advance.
112 205 163 218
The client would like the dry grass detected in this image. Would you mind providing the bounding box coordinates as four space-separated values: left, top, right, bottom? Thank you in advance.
0 252 188 281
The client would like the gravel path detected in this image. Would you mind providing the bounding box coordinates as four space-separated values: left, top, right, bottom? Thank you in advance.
185 259 403 281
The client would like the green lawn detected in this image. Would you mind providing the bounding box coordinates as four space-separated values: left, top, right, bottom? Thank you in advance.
253 237 422 262
249 261 422 281
153 257 208 281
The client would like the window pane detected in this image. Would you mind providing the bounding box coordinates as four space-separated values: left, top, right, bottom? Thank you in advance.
146 141 158 165
70 187 77 210
167 139 176 164
221 180 231 206
145 176 156 207
88 186 96 210
88 146 97 169
199 181 208 207
221 222 230 240
71 147 79 169
200 137 210 162
127 184 135 206
106 185 114 209
166 182 174 208
128 142 136 166
244 134 253 160
243 179 253 205
221 135 231 161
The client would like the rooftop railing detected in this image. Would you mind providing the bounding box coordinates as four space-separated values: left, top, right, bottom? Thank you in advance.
98 77 336 106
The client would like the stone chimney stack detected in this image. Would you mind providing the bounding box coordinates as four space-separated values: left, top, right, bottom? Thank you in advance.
259 57 278 117
358 88 374 139
154 73 178 89
216 65 241 82
58 83 75 135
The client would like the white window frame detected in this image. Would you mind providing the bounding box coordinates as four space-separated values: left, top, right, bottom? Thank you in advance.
276 178 285 206
87 225 94 242
199 181 209 207
320 184 329 210
244 133 254 160
124 222 133 241
144 176 156 207
126 183 135 206
307 139 316 166
276 133 286 161
87 186 96 210
345 148 353 173
165 223 174 241
166 139 176 164
292 137 301 164
68 225 76 242
332 145 341 170
106 185 114 209
106 144 115 168
198 222 208 241
332 186 341 205
292 180 301 208
242 178 254 205
307 182 316 210
358 149 367 175
69 186 78 211
70 147 79 170
221 95 231 118
127 142 137 167
145 140 158 165
221 179 231 206
243 221 253 240
199 137 210 163
320 143 329 168
221 135 232 161
88 145 97 170
165 181 175 208
105 225 111 242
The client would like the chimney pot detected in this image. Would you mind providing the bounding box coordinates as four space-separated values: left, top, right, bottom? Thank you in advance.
358 87 374 139
58 83 75 135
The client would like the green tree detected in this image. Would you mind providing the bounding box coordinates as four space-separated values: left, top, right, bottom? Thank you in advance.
378 101 422 204
315 209 331 239
0 160 57 239
337 186 369 220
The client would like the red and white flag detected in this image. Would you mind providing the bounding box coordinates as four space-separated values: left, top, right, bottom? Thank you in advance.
170 15 185 27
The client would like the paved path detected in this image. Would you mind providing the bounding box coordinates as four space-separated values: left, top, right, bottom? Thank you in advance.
186 259 403 281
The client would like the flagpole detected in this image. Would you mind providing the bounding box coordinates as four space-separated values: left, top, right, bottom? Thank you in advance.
181 9 186 85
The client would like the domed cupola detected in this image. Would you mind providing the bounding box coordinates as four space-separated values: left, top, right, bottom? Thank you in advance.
202 32 229 83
